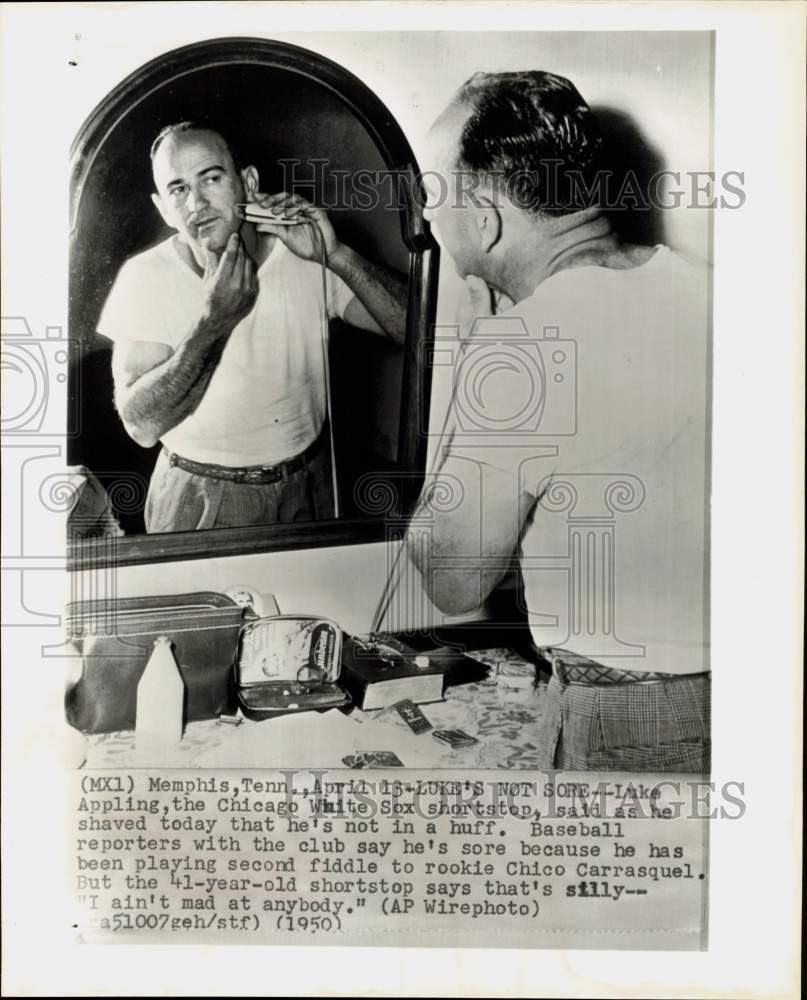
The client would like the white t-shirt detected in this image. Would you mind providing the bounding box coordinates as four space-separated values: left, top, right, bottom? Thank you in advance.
98 237 354 466
448 247 710 674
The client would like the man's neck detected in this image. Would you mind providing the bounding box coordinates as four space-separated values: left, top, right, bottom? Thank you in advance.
245 226 277 269
499 208 624 304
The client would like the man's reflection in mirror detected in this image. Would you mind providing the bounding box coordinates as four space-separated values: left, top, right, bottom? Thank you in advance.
98 121 406 532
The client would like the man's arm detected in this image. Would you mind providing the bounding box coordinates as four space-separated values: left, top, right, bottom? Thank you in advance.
406 447 537 615
331 246 407 345
113 322 228 448
249 192 407 344
111 233 257 448
406 273 537 613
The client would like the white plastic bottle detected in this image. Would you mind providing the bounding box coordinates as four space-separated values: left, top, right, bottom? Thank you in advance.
135 636 184 763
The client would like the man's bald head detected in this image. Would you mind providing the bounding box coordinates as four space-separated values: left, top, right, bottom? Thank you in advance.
150 122 243 187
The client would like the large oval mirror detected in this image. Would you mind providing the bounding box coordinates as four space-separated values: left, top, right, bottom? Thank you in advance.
68 37 438 568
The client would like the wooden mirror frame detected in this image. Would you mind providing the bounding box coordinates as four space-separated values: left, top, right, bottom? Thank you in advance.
68 36 439 570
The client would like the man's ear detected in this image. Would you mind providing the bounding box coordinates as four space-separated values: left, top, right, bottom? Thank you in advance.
241 165 260 201
475 195 502 254
151 192 173 229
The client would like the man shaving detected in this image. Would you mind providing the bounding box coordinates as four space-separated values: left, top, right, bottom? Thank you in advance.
407 72 710 772
99 121 406 532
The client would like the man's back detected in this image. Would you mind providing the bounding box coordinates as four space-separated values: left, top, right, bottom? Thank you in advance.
510 246 710 673
411 69 712 770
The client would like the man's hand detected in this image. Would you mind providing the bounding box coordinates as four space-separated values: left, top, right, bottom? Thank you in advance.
456 274 496 336
456 275 515 335
201 232 258 329
242 191 406 342
247 191 339 261
450 275 496 410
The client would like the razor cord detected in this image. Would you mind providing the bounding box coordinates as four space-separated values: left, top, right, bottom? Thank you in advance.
368 335 469 639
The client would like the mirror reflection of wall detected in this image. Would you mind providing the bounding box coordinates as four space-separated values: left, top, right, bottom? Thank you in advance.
69 61 411 536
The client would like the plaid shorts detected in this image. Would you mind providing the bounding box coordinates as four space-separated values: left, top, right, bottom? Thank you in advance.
536 649 710 773
145 444 334 533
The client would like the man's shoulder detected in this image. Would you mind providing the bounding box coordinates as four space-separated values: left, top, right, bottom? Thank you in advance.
266 242 322 281
99 237 181 339
527 244 707 307
649 246 710 309
656 244 709 276
115 237 177 281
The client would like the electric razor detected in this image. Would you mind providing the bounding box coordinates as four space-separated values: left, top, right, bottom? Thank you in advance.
236 203 304 226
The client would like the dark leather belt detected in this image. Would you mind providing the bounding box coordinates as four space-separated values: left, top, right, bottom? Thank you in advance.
164 429 326 485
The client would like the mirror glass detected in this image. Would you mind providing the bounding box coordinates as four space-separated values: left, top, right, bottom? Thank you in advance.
68 49 422 546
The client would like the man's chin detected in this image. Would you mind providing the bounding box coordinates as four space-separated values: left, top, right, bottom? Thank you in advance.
201 237 230 254
190 229 232 254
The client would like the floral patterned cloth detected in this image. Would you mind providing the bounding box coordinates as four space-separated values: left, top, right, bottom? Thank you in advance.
85 648 549 769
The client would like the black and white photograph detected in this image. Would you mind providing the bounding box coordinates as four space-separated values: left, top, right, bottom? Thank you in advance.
64 29 713 774
1 2 803 997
